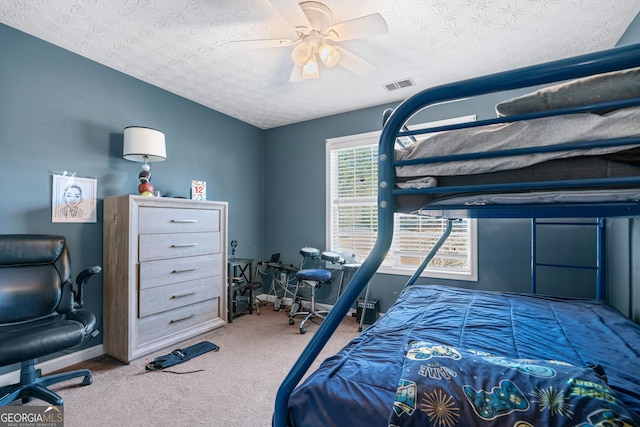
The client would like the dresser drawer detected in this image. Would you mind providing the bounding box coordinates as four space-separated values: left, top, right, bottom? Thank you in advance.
139 254 221 289
139 277 220 317
139 232 220 261
138 207 219 234
138 299 219 345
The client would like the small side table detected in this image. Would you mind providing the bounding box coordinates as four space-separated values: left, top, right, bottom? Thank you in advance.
228 258 255 322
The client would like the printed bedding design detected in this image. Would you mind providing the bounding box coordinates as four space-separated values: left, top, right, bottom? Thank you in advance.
390 343 638 426
286 286 640 427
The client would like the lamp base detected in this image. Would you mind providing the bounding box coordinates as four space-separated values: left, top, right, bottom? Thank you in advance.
138 182 155 196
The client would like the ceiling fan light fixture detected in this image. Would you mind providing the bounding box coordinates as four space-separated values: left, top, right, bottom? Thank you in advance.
302 54 319 79
318 43 340 68
237 1 389 82
291 41 312 66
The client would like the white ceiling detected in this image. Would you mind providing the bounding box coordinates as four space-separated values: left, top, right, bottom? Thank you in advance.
1 0 639 130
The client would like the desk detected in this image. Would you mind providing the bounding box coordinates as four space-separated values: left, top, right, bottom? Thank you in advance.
228 258 254 322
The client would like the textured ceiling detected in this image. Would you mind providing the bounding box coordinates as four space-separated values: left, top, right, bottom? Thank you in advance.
1 0 639 129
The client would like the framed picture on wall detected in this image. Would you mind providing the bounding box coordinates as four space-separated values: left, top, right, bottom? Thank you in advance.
52 174 97 223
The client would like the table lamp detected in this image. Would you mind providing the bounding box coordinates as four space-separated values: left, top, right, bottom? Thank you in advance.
123 126 166 195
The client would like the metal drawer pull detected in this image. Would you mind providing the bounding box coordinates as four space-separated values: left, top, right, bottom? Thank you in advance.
171 243 198 248
171 267 197 273
169 314 195 324
171 291 196 299
170 219 198 223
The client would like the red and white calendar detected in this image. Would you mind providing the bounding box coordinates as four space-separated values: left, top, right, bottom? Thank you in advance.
191 180 206 200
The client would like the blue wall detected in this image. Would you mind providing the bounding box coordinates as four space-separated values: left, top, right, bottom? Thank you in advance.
0 23 265 367
263 17 640 316
1 10 639 376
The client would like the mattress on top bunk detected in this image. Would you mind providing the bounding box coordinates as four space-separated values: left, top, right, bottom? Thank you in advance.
391 67 640 213
287 285 640 427
396 66 640 180
395 105 640 179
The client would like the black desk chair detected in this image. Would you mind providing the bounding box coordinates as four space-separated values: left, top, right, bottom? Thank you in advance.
0 235 101 406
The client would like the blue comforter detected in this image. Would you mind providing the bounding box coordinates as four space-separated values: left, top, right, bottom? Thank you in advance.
287 285 640 426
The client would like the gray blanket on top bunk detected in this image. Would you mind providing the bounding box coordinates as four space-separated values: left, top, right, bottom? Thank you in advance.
395 105 640 180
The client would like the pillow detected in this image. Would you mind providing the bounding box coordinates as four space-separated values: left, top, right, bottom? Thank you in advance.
495 67 640 117
388 341 640 426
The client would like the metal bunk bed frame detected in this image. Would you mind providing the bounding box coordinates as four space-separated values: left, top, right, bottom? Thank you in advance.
273 42 640 426
531 218 606 299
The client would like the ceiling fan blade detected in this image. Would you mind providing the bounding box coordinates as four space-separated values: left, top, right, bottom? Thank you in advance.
325 13 388 42
336 47 376 78
288 64 303 82
269 0 312 32
231 38 296 49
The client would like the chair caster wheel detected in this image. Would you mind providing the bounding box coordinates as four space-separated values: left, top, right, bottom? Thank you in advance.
83 376 93 386
289 319 295 325
300 327 307 334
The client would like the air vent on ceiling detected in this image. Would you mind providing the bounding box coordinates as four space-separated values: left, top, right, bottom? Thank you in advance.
383 78 415 92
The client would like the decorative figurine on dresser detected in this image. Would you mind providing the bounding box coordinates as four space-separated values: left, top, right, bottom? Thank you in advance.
137 167 154 196
102 195 228 363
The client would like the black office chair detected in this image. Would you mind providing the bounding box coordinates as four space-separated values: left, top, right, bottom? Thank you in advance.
0 234 101 406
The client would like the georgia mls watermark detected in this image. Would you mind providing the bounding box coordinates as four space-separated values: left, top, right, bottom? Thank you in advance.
0 406 63 427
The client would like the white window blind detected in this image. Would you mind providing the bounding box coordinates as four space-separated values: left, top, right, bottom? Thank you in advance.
326 127 477 281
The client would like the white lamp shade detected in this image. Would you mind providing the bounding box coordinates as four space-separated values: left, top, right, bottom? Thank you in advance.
123 127 167 162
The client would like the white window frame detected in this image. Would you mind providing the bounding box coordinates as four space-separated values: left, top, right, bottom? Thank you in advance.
326 119 478 281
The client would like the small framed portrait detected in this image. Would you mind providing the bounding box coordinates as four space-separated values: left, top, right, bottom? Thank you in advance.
52 174 97 223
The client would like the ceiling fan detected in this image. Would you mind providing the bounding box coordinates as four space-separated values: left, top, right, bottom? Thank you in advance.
233 0 388 82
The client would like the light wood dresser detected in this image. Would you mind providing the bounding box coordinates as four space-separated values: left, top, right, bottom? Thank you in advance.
103 195 227 363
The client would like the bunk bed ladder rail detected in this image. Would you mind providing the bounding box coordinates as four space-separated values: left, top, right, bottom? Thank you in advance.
531 218 606 299
405 218 455 287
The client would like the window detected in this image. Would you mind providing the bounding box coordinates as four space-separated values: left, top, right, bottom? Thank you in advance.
326 126 477 281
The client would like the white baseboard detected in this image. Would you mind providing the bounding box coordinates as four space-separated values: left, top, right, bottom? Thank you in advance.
257 293 293 306
0 345 105 387
256 293 357 317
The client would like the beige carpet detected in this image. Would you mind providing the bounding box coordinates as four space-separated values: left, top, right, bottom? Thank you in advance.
18 305 360 427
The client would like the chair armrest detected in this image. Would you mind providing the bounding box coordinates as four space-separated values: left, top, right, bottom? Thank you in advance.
73 265 102 309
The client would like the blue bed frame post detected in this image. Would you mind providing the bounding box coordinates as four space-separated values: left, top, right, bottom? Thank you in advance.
272 111 399 426
531 219 538 295
405 219 454 287
596 217 606 300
